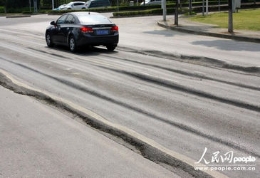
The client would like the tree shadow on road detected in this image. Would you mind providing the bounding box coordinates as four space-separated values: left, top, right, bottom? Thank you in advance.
143 29 186 37
192 40 260 52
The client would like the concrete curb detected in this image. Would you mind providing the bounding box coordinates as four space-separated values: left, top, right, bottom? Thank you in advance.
6 15 31 18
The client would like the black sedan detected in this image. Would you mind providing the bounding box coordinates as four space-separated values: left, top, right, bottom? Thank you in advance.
45 12 119 52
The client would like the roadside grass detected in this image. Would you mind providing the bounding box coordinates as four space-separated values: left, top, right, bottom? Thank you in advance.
190 8 260 31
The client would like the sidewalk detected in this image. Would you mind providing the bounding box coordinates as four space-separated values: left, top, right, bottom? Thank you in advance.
158 16 260 43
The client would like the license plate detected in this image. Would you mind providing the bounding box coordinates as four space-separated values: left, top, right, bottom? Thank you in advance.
96 30 109 35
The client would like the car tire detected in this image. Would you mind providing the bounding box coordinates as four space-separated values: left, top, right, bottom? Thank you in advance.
46 33 54 47
69 36 77 52
106 45 116 51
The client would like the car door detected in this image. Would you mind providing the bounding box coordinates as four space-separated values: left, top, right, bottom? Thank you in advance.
52 14 68 44
73 2 85 10
63 15 77 44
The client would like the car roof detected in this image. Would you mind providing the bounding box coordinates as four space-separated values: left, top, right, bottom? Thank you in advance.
67 12 113 25
66 1 85 5
68 12 100 16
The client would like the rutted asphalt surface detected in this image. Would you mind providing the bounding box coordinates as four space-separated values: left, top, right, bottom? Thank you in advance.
0 71 216 178
0 14 259 177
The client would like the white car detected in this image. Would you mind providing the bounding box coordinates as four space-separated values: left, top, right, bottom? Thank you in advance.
141 0 161 6
53 4 67 10
60 1 86 10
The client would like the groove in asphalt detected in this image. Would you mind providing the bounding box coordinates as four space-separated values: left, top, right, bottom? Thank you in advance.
116 69 260 113
113 57 260 91
119 47 260 75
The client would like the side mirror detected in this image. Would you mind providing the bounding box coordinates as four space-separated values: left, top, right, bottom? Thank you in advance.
50 21 56 25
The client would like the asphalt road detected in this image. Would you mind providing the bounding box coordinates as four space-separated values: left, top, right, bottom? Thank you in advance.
0 14 259 178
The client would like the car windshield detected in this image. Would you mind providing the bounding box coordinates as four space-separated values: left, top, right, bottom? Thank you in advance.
78 14 112 24
66 2 74 6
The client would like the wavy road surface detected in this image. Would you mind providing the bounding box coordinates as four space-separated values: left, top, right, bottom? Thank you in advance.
0 14 259 178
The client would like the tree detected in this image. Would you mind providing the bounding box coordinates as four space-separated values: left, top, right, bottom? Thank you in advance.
228 0 233 33
0 0 5 6
6 0 28 8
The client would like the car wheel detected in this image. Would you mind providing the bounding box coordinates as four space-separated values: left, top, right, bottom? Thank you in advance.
46 33 54 47
106 45 116 51
69 36 77 52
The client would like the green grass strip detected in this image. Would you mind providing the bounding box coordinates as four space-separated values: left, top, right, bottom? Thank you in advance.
190 8 260 31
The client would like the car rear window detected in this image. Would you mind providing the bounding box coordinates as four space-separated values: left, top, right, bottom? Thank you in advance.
78 14 112 24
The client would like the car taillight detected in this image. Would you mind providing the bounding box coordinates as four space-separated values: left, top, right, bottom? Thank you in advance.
80 27 93 33
111 25 119 32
